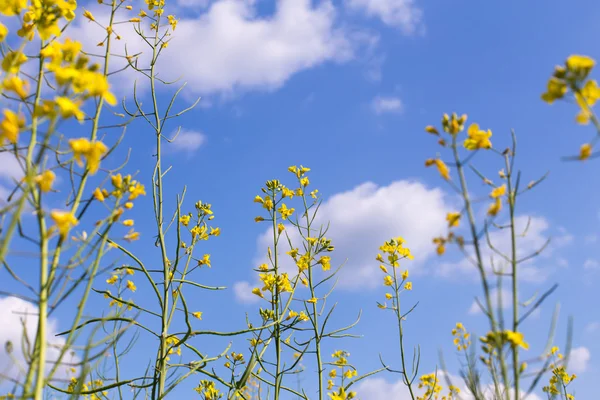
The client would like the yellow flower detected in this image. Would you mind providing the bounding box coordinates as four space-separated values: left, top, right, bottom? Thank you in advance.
126 268 135 275
83 9 95 21
446 212 461 228
123 219 134 227
106 275 118 285
441 112 467 135
128 182 146 200
180 214 191 226
197 254 211 267
93 188 105 201
566 54 595 78
401 270 409 280
0 22 6 42
50 211 78 237
404 281 412 290
192 311 203 320
487 198 502 216
124 230 140 242
278 203 295 220
490 184 506 198
425 125 439 135
307 297 318 304
504 330 529 350
0 109 25 144
383 275 393 286
167 14 178 30
579 143 592 160
319 255 331 271
464 123 492 150
2 75 28 98
126 280 137 292
2 51 27 73
55 96 85 122
35 170 56 192
124 202 134 209
541 77 567 104
69 138 108 175
425 158 450 180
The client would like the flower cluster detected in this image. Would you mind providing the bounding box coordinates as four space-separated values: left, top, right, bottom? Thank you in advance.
327 350 357 400
542 346 577 399
376 237 413 309
451 322 471 352
542 54 599 159
194 380 223 400
416 373 460 400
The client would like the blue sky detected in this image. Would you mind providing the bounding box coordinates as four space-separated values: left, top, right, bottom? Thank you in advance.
1 0 600 398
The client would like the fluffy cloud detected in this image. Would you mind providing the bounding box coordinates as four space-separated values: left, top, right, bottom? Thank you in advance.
345 0 423 34
0 153 23 205
0 296 75 384
569 346 590 373
371 96 403 114
585 321 600 335
70 1 382 99
167 129 207 153
583 258 599 270
438 216 571 283
234 179 452 302
354 375 542 400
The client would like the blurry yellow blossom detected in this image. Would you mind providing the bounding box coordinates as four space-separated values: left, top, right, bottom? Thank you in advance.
69 138 108 175
579 143 592 160
464 123 492 150
50 211 78 237
192 312 203 320
35 170 55 192
446 212 460 228
126 280 136 292
425 158 450 180
0 109 25 144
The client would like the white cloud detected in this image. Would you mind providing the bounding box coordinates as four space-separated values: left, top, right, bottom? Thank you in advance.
569 346 590 373
0 152 23 183
69 1 383 100
371 96 403 114
353 376 412 400
584 234 598 244
167 129 207 153
354 373 542 400
345 0 423 34
438 216 570 283
163 0 353 95
0 153 24 206
234 179 452 302
583 258 599 270
585 321 600 334
233 281 259 304
0 297 75 383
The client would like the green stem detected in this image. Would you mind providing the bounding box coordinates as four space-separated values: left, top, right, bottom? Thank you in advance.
271 198 282 400
505 153 520 399
392 266 416 399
